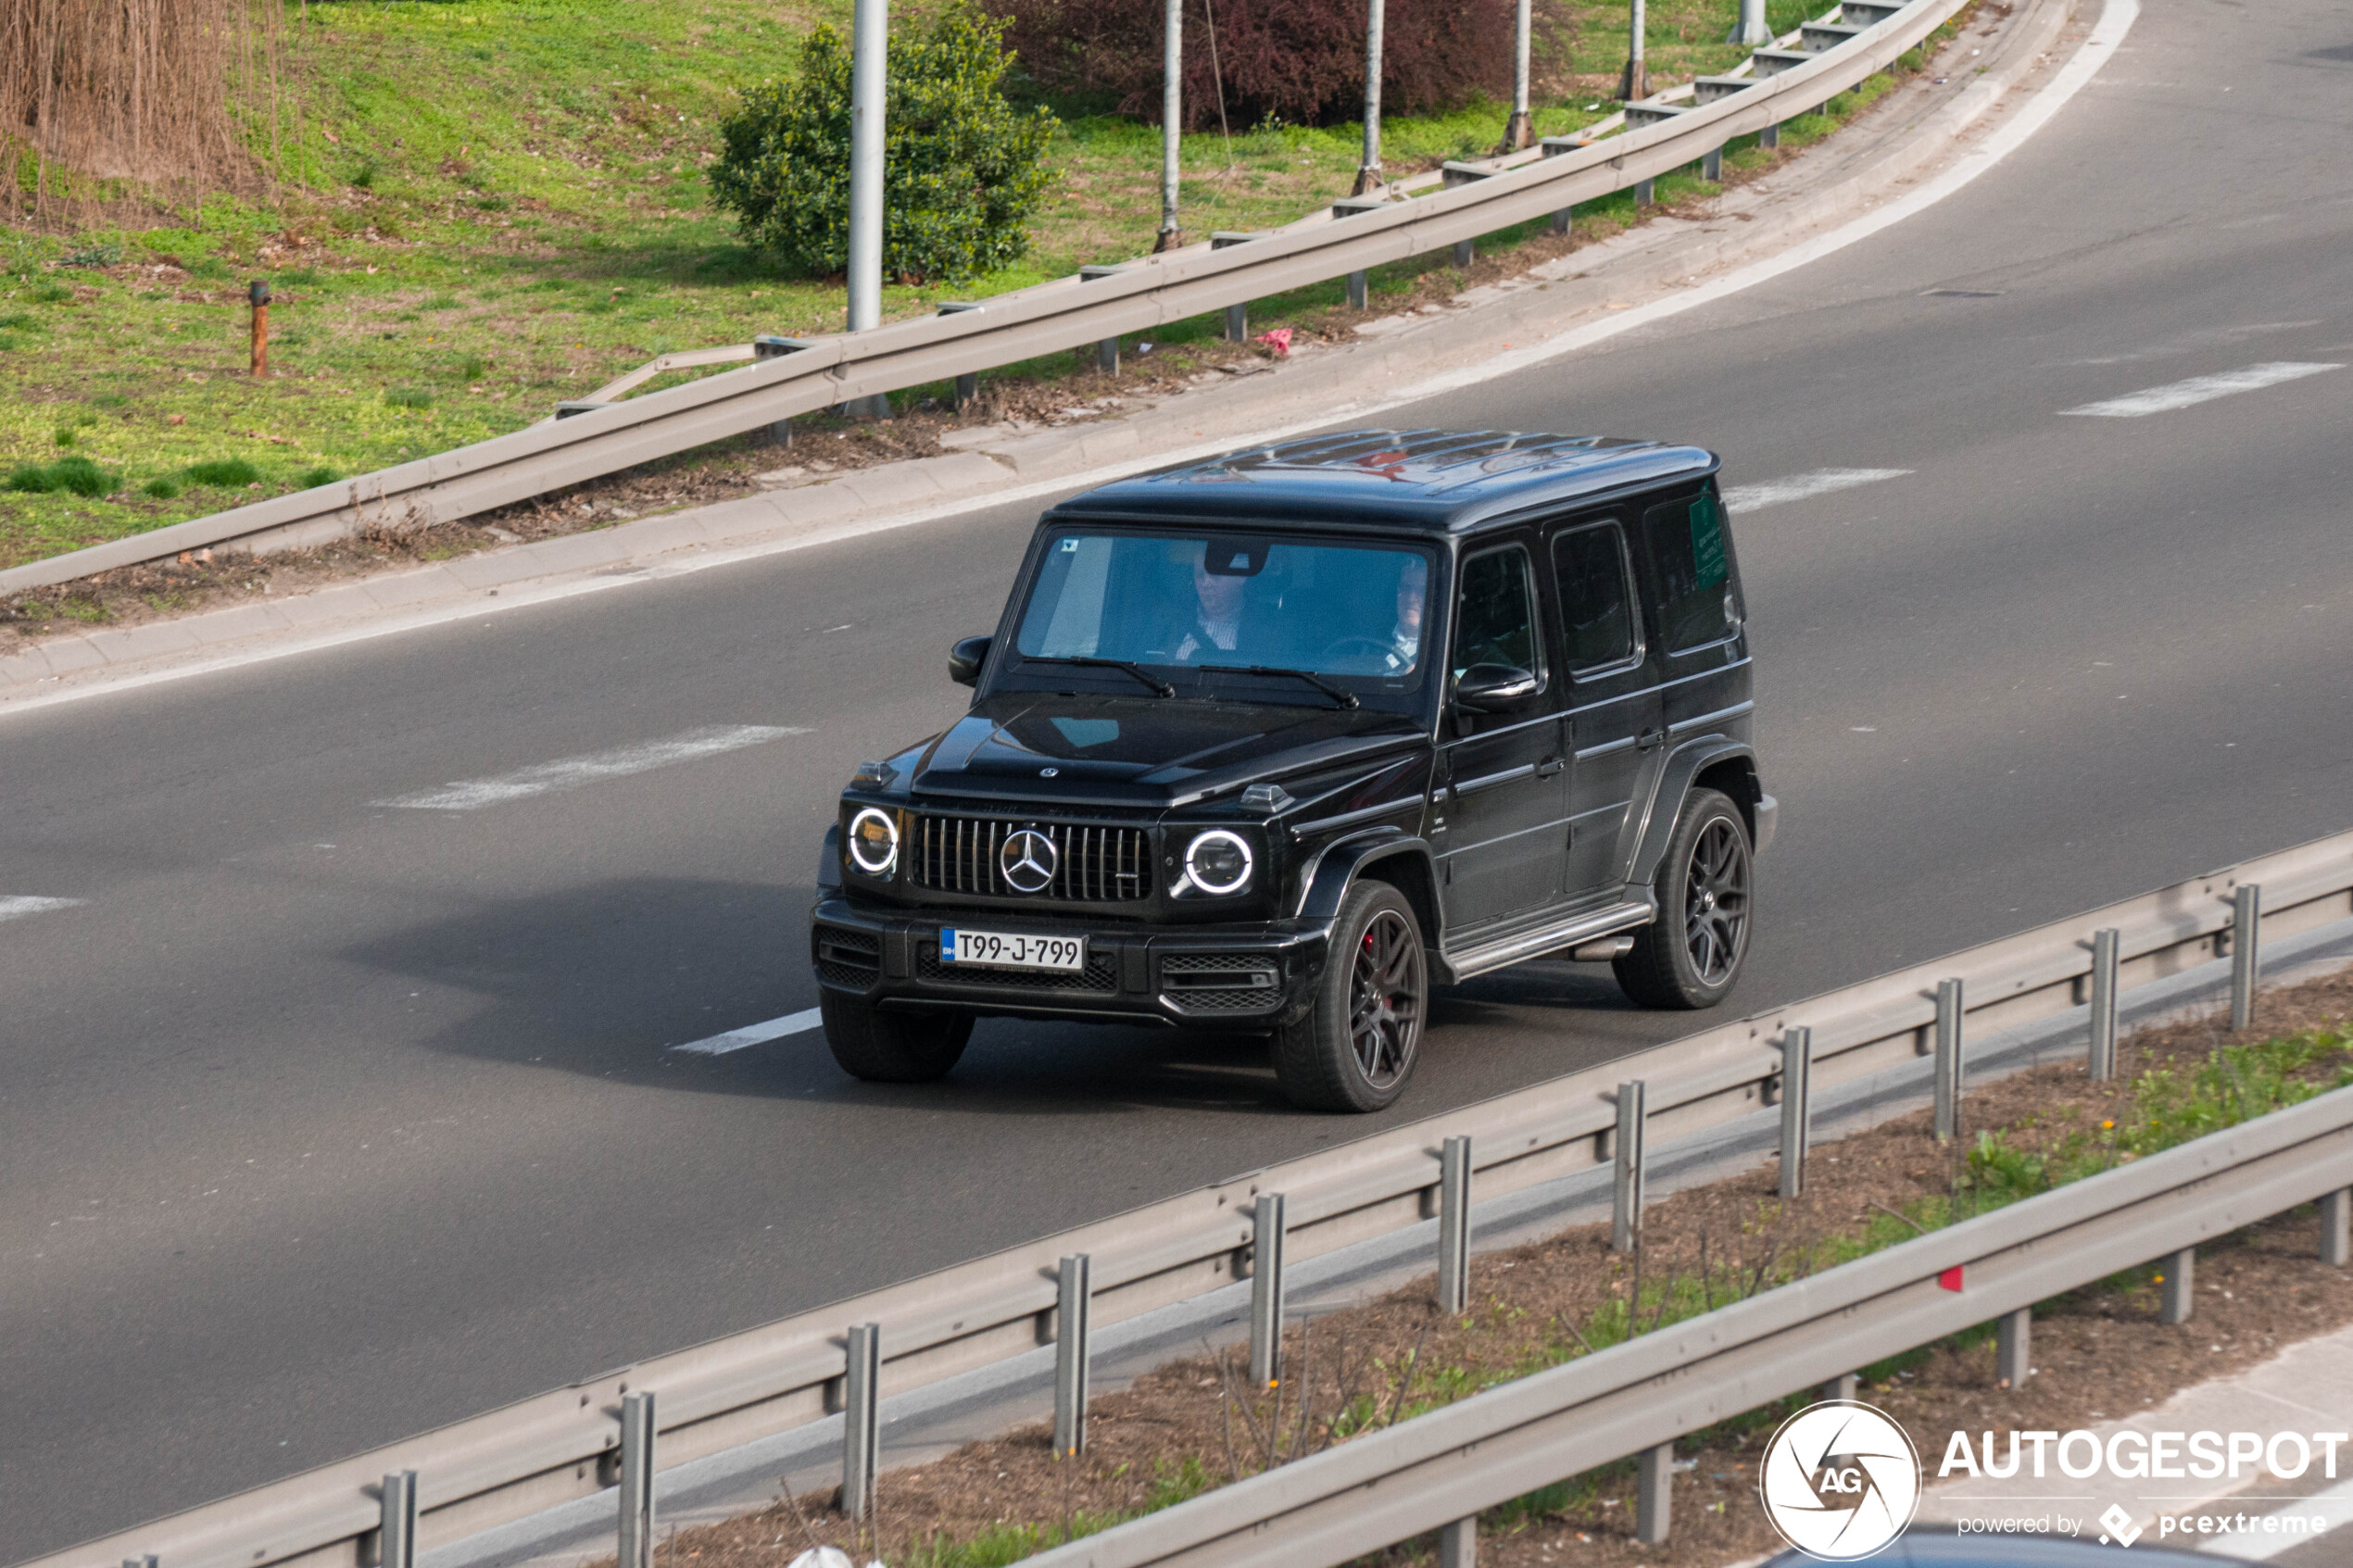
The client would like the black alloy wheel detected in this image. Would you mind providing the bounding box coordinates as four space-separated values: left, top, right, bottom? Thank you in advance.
1275 880 1428 1112
1614 787 1754 1010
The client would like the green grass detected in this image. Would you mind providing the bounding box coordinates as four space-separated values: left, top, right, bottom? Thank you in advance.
893 1459 1216 1567
0 0 1899 575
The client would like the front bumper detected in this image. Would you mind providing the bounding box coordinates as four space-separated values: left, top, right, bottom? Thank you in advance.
812 897 1331 1027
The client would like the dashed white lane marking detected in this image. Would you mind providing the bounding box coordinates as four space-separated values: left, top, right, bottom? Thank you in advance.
2061 361 2342 418
672 1008 824 1056
1720 469 1912 513
2195 1477 2353 1560
375 723 807 810
0 896 86 923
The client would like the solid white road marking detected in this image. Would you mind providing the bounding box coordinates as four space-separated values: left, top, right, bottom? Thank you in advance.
2195 1478 2353 1560
2061 362 2342 418
1720 469 1911 513
672 1007 824 1055
375 724 807 810
0 896 86 923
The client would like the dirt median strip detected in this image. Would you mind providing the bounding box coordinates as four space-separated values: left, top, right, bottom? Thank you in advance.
628 969 2353 1568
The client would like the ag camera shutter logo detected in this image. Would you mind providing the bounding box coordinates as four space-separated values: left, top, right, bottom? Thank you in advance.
1759 1400 1923 1560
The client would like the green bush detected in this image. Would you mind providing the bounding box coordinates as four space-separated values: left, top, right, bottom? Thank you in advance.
384 386 434 409
187 457 262 487
710 0 1057 285
6 465 54 492
144 477 182 499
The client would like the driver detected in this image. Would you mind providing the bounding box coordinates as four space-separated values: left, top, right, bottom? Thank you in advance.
1172 549 1248 663
1381 556 1426 673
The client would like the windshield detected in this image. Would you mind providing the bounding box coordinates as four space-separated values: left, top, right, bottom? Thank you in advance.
1013 530 1435 693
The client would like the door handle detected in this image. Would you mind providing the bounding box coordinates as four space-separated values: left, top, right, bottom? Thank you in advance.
1536 756 1566 778
1637 728 1666 752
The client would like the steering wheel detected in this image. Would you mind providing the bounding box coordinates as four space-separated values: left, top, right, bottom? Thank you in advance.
1319 634 1398 665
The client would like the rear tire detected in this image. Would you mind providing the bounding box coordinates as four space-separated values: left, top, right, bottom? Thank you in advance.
1614 787 1753 1010
821 992 973 1083
1273 881 1428 1112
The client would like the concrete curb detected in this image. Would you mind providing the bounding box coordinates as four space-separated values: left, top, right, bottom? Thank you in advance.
0 0 2082 718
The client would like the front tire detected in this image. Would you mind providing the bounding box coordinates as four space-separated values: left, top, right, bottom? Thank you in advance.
821 992 973 1083
1614 787 1753 1010
1274 881 1428 1112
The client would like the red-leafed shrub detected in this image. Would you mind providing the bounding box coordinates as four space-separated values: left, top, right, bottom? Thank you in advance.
993 0 1522 129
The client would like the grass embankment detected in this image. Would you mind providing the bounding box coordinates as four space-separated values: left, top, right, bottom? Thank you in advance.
2 0 1877 582
659 973 2353 1568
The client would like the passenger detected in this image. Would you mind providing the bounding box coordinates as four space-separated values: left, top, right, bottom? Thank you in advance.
1172 547 1249 663
1384 557 1427 673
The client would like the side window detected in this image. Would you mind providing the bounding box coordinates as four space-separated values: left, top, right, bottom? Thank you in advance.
1640 485 1735 651
1451 546 1544 682
1551 521 1638 672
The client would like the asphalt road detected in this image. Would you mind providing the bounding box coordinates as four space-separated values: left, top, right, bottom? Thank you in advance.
6 0 2353 1553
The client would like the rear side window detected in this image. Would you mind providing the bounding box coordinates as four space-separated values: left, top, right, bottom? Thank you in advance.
1641 486 1735 651
1552 521 1637 672
1452 546 1544 682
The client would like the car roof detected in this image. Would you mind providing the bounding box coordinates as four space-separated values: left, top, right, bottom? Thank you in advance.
1046 429 1720 536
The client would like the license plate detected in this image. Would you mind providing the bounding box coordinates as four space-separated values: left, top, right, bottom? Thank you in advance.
940 928 1087 972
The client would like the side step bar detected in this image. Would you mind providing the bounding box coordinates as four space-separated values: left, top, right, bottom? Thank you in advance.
1438 898 1655 983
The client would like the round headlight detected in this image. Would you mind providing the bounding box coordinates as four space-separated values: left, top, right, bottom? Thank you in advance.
848 807 900 875
1184 829 1253 896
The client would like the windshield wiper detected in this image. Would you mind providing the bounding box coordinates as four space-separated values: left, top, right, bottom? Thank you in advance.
1199 664 1360 709
1033 656 1176 697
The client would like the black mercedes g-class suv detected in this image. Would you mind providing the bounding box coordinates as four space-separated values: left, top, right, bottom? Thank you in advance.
811 430 1775 1111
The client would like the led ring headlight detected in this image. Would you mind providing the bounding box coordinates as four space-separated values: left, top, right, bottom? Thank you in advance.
847 807 900 875
1183 829 1253 896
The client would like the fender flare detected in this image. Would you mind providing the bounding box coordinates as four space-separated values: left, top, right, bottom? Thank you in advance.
1626 739 1757 888
1297 829 1441 934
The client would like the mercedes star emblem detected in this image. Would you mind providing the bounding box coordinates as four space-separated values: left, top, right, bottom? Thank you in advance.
1039 767 1059 777
1000 829 1059 893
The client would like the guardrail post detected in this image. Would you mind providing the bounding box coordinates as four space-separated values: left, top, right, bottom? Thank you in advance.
2321 1188 2350 1267
1634 178 1655 207
1078 266 1125 371
844 1323 881 1522
1996 1309 2030 1388
1703 145 1723 182
1761 120 1780 149
1209 233 1271 342
1779 1026 1811 1199
751 335 816 445
1250 1193 1287 1387
1934 978 1965 1142
1637 1440 1674 1544
1453 238 1475 269
935 303 983 409
1612 1081 1647 1253
1819 1373 1857 1402
2230 884 2261 1030
1054 1254 1091 1458
2088 927 2120 1081
1439 1514 1477 1567
1439 1135 1472 1313
1347 270 1369 309
1539 136 1582 233
380 1470 419 1568
618 1390 655 1568
2159 1248 2195 1324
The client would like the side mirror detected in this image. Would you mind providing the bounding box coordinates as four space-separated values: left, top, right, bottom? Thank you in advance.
1453 663 1541 714
949 634 993 687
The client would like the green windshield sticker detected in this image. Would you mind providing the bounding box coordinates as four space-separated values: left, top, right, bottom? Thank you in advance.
1690 492 1728 591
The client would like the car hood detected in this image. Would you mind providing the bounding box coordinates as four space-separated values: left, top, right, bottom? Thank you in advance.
907 694 1427 809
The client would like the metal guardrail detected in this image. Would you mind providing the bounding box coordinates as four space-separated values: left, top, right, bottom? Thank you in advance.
28 825 2353 1568
1024 1082 2353 1568
0 0 1968 597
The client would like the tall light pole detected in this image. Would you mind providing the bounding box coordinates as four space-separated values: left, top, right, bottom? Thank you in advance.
1729 0 1769 44
1156 0 1182 249
848 0 886 334
1352 0 1385 194
1504 0 1532 148
1619 0 1646 101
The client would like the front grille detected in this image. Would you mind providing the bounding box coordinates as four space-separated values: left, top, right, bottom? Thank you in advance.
911 814 1154 902
916 947 1120 993
1161 951 1284 1015
813 925 882 989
